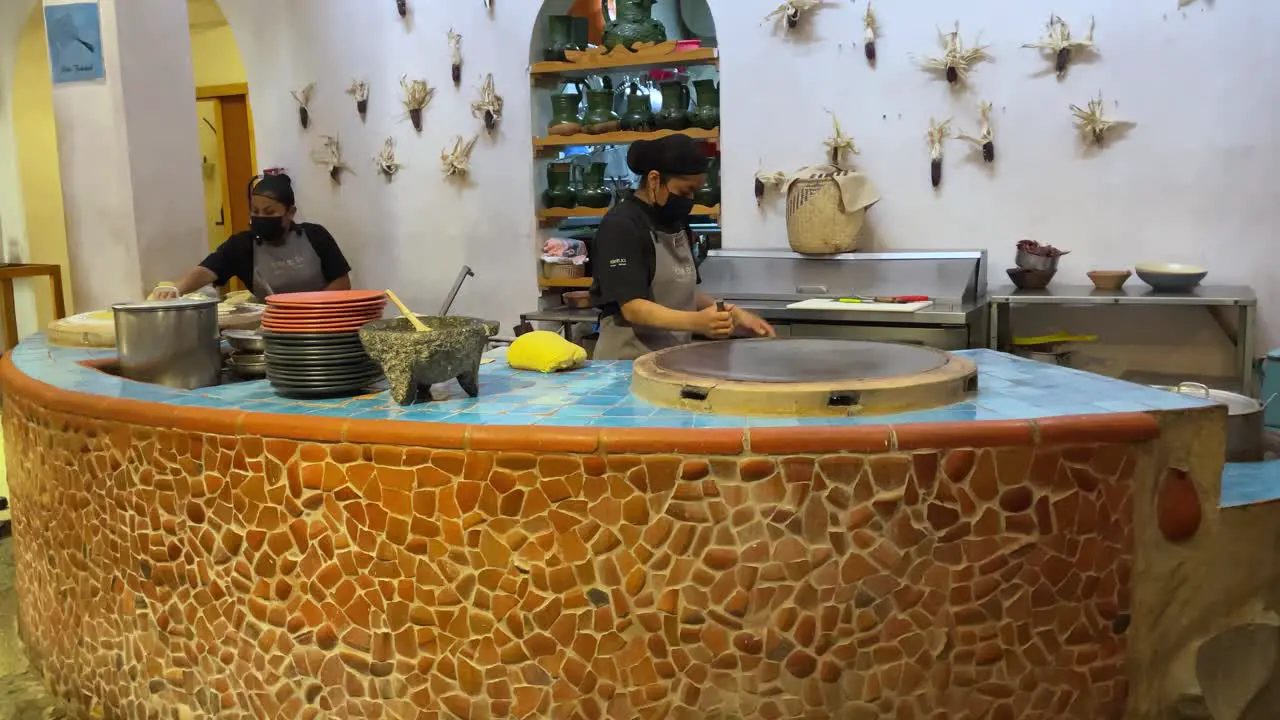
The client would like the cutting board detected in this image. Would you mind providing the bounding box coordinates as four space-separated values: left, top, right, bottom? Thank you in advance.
785 299 934 313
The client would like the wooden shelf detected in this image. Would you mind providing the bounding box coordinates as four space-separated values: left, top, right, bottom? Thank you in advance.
538 276 593 289
531 42 718 76
538 205 719 220
535 127 718 150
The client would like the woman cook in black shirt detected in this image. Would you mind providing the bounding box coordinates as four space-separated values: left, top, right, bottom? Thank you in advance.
151 172 352 300
590 135 774 360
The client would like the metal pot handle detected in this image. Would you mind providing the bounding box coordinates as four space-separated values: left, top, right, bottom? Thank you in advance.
1175 382 1212 398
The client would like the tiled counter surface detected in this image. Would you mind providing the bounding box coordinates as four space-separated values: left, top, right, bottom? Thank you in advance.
13 333 1279 507
14 335 1212 427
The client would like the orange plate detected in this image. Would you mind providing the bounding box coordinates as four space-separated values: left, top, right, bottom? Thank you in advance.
264 309 384 321
266 290 387 307
261 319 377 332
266 299 387 312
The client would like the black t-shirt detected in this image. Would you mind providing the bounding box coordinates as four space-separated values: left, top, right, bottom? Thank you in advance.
199 222 351 290
589 197 700 318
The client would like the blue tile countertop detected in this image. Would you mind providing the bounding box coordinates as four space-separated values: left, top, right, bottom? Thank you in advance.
11 333 1278 508
9 334 1218 429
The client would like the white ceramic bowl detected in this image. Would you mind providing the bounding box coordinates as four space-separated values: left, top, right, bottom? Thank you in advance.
1134 263 1207 292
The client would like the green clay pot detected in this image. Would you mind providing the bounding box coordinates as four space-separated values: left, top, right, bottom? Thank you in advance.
582 89 620 134
654 81 690 131
601 0 668 51
690 79 720 130
542 163 577 208
578 162 613 209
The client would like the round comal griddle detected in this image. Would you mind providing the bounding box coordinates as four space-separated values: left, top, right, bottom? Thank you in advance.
652 338 949 384
632 338 978 417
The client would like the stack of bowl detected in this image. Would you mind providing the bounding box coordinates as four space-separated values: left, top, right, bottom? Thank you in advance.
261 290 388 397
223 329 266 379
1008 246 1061 290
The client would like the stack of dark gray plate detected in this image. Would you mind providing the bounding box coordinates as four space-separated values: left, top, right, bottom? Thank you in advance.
261 331 383 397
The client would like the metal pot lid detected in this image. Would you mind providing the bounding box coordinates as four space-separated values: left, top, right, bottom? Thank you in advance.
1158 383 1262 415
113 298 219 312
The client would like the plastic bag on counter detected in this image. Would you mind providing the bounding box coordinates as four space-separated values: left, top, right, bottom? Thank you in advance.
541 254 587 266
541 238 588 258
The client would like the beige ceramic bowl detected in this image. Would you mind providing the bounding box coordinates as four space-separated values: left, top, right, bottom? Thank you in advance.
1087 270 1131 290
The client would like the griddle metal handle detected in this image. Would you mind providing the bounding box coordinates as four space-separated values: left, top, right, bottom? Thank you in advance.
680 386 711 402
827 392 862 409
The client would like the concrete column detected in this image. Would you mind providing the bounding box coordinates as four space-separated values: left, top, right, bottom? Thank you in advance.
44 0 206 311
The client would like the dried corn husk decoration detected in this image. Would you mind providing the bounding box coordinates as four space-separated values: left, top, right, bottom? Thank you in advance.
470 73 504 133
754 169 786 206
1022 15 1096 78
483 0 492 9
441 135 479 178
926 118 953 188
291 83 315 130
448 30 463 86
823 111 858 167
396 0 407 18
763 0 824 31
346 79 370 118
374 137 402 179
401 76 434 132
312 135 349 181
957 101 995 163
863 2 879 64
918 22 990 85
1070 91 1132 146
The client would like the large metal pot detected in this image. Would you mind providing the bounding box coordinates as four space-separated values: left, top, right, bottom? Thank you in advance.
1155 382 1264 463
113 298 221 389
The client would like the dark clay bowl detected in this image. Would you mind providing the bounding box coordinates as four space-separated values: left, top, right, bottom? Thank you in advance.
1007 267 1056 291
359 316 498 405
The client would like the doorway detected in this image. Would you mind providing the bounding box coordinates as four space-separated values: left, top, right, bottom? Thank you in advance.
195 84 256 252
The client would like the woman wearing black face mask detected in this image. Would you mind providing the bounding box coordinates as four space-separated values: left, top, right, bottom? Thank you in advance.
150 172 352 300
590 134 774 361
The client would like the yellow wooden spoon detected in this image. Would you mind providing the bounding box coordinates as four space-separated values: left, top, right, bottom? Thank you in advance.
385 290 431 332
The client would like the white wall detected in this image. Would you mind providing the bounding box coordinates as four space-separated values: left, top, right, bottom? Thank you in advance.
44 0 207 310
214 1 1276 354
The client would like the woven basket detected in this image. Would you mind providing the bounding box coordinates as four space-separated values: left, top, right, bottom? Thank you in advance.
542 261 586 280
786 176 866 254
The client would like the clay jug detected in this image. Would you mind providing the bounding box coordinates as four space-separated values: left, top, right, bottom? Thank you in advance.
582 89 620 134
690 79 720 130
695 156 721 208
578 162 613 208
619 82 653 131
654 81 690 131
544 15 576 61
547 90 583 136
542 163 578 208
601 0 668 50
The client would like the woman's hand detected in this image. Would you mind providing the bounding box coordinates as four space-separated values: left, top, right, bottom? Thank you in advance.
729 306 776 338
693 304 735 339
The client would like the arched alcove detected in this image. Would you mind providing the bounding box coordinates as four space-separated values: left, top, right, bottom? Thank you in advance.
526 0 721 304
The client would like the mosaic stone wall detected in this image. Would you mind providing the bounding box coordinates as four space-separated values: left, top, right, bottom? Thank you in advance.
2 396 1138 719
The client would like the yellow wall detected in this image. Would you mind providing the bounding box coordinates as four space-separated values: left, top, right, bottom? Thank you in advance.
14 8 71 325
190 26 247 88
12 6 247 318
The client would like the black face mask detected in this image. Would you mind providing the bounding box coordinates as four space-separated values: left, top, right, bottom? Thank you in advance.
654 188 695 226
251 215 287 243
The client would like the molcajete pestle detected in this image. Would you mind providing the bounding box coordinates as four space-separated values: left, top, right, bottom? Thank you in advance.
359 316 498 405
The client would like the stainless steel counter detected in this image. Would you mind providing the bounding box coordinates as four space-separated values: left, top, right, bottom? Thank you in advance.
988 284 1258 394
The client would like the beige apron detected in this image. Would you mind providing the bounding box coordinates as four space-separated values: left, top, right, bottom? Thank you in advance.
595 227 697 361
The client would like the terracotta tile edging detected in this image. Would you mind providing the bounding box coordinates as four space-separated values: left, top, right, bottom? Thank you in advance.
0 354 1163 453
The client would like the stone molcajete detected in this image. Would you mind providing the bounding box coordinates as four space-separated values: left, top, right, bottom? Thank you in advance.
359 316 497 405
